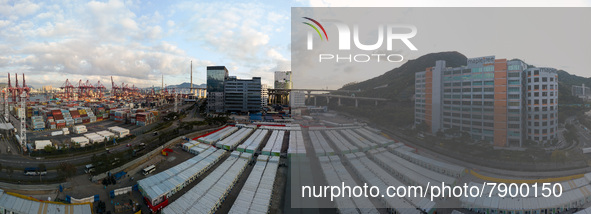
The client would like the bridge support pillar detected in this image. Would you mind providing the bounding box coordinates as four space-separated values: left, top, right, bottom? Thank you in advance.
338 98 341 106
314 96 317 106
326 97 329 104
375 100 378 106
355 99 358 108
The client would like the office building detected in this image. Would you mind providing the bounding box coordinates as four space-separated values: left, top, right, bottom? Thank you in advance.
206 66 229 113
261 84 269 107
289 90 306 108
224 76 262 113
415 56 558 147
42 85 53 93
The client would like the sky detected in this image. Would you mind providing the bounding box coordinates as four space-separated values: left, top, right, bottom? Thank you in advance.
1 0 590 89
291 7 591 89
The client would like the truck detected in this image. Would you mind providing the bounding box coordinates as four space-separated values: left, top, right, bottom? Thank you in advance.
51 131 63 136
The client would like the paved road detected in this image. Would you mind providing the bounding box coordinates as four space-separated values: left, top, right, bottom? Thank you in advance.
383 128 591 179
0 102 196 181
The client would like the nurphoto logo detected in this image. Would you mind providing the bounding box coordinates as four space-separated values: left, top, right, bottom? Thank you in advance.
303 17 418 63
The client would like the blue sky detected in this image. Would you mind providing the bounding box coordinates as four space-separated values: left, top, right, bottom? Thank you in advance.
1 0 590 89
0 0 302 88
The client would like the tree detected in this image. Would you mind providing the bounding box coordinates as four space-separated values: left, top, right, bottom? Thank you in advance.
436 130 445 138
416 121 429 133
44 145 56 153
183 123 193 131
0 163 3 173
57 162 76 181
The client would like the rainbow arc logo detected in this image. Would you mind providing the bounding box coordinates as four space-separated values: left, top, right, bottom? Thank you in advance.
302 17 328 41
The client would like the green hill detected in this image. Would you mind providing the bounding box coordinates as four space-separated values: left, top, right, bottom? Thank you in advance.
339 51 467 101
556 70 588 104
333 51 586 129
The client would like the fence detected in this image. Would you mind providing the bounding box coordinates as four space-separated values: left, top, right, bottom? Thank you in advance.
110 186 133 198
66 194 99 203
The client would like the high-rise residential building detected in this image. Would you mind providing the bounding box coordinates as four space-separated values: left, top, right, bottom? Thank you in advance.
414 56 558 147
224 76 262 113
42 85 53 93
572 84 591 100
261 84 269 107
274 71 292 89
206 66 229 113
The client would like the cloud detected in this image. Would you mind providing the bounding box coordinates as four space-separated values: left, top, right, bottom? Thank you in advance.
307 0 591 7
0 0 292 89
0 0 216 88
173 1 291 87
0 0 41 19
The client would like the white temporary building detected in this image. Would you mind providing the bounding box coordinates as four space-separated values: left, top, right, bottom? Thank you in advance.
287 130 306 157
323 130 358 154
71 136 90 147
316 155 380 214
308 126 361 130
354 127 395 146
107 126 130 138
163 152 251 214
229 155 282 214
84 133 105 143
138 147 225 206
34 140 52 150
391 145 466 177
96 130 116 139
346 153 434 214
237 129 269 154
197 126 238 145
368 148 457 186
460 180 591 214
308 131 334 156
182 140 200 151
188 143 211 155
340 129 378 151
216 127 255 150
73 125 87 134
261 131 284 156
0 189 92 214
257 125 301 131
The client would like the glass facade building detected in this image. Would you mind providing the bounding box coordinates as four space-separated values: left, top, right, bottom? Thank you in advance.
207 66 229 113
224 77 262 113
415 56 558 147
